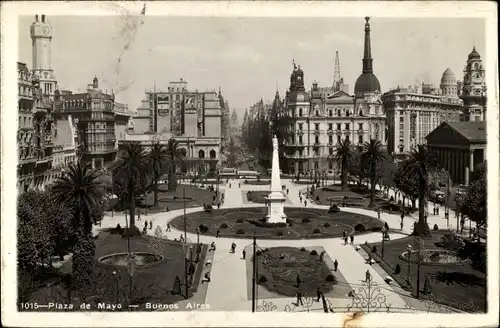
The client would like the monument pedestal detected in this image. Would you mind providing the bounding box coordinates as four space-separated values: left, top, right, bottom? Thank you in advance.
266 191 287 224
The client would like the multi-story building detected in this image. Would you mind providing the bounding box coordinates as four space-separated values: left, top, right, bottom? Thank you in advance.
17 15 78 193
125 83 224 173
282 17 386 175
61 77 117 168
114 102 132 146
459 47 487 122
383 71 463 159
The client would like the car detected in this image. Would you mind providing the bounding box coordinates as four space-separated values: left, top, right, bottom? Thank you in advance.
430 190 445 204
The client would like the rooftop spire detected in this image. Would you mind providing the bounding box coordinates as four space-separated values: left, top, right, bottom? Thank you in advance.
362 16 373 74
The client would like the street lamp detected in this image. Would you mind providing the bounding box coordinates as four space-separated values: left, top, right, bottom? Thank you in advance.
183 186 187 243
196 227 200 247
381 227 386 258
406 244 412 287
112 270 119 304
414 237 423 299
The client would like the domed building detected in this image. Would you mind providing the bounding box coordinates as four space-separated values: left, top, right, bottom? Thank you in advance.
440 68 459 98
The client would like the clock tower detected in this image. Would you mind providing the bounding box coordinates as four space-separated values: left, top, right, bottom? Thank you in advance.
30 14 57 97
460 47 486 121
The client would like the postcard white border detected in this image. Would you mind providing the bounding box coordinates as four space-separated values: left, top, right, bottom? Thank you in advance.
1 1 498 327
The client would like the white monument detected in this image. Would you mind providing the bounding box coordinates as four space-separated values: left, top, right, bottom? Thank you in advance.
266 135 287 223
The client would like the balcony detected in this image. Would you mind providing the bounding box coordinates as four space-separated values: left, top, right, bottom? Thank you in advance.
357 129 364 135
327 129 335 135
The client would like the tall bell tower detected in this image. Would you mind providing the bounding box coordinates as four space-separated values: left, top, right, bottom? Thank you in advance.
30 14 57 98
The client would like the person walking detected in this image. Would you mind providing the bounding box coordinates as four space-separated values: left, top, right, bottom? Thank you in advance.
296 274 301 287
144 220 148 230
242 249 246 259
217 202 221 209
400 220 404 231
299 196 303 203
384 221 389 231
296 288 304 306
365 269 371 282
180 234 185 242
287 189 289 195
350 235 354 245
216 229 220 238
377 209 381 220
342 230 346 239
304 199 307 207
149 221 153 230
333 259 338 271
166 223 171 232
316 286 322 302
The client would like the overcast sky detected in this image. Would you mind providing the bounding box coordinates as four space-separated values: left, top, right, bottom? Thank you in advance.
18 16 485 118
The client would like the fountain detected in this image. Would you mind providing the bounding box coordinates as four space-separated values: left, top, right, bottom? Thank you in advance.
265 135 287 223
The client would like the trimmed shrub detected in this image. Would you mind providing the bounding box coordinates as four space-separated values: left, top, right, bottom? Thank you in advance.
220 223 228 229
300 247 306 252
236 229 245 235
328 205 340 213
301 218 311 223
236 219 244 223
325 274 336 282
323 222 331 228
310 250 318 256
244 180 248 184
355 221 383 233
395 264 401 275
258 275 267 283
256 250 262 256
198 224 209 233
316 196 320 201
423 275 433 295
313 229 321 234
433 224 439 231
264 248 269 253
354 224 366 232
371 245 377 253
276 231 284 236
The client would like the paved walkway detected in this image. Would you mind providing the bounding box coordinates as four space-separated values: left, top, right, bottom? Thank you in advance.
93 178 452 312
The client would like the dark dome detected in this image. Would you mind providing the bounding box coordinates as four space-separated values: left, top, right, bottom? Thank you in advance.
354 73 381 94
287 90 310 103
468 47 481 60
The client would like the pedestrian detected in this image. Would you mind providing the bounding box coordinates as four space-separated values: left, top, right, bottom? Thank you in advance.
400 220 404 230
365 269 371 282
180 234 185 242
138 211 141 221
231 243 236 253
344 236 348 245
149 221 152 230
242 249 246 259
296 274 301 287
142 226 147 234
333 259 338 271
216 230 220 238
144 220 148 229
400 212 404 221
377 209 381 220
437 207 440 215
319 250 325 261
297 288 304 306
316 286 322 302
304 199 307 207
166 223 171 231
217 203 221 209
384 221 389 231
350 235 354 245
229 183 231 188
299 196 303 203
287 189 289 195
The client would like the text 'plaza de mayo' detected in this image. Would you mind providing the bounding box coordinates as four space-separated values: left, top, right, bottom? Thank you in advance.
17 15 234 194
242 17 486 186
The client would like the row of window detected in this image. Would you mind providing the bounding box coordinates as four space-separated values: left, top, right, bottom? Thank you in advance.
293 122 368 131
290 134 365 147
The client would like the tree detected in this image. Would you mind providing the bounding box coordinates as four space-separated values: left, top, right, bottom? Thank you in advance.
147 141 170 207
51 160 107 236
394 162 419 207
226 137 240 168
361 139 387 207
333 139 354 191
461 162 486 242
403 145 439 237
166 138 186 191
72 234 96 290
111 142 149 228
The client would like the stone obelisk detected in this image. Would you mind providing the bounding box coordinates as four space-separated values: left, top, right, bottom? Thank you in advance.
266 135 286 223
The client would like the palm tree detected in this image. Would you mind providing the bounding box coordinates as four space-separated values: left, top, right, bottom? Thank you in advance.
333 139 354 191
147 141 170 208
51 160 106 236
403 145 438 236
361 139 387 207
112 142 149 228
166 138 186 190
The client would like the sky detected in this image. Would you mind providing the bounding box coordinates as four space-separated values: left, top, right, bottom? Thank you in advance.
18 16 485 119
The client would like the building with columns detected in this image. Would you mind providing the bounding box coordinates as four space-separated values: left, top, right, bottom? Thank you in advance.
382 69 463 160
281 17 386 176
426 121 486 185
458 47 487 122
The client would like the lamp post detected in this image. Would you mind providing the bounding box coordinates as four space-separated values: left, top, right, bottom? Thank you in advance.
381 227 386 258
406 245 412 287
414 237 423 299
183 186 187 243
112 270 119 304
196 227 200 247
184 245 189 299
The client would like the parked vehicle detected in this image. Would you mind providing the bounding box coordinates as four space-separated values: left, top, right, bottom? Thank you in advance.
430 190 445 204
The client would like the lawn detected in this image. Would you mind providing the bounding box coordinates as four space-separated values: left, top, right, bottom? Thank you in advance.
170 207 384 240
25 233 208 311
362 232 486 312
246 190 273 203
243 179 271 185
255 247 336 297
139 184 216 212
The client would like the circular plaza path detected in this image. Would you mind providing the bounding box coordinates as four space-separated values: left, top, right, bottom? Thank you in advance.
93 179 459 313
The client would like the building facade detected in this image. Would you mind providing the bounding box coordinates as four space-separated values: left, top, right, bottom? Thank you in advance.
60 78 117 168
281 17 386 176
126 81 224 173
382 70 463 159
459 47 487 122
426 121 486 185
